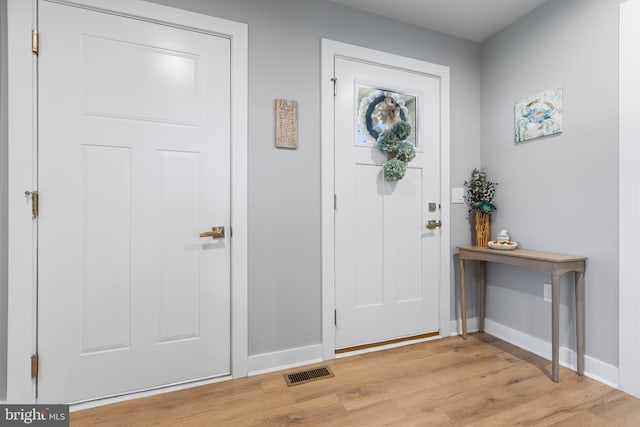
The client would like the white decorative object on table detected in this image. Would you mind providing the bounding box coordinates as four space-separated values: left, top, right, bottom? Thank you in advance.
496 230 510 242
488 240 519 250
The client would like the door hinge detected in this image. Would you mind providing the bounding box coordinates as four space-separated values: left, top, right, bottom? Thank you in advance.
32 191 39 218
334 194 337 210
32 30 39 56
334 309 337 326
330 77 337 96
25 191 38 218
31 354 38 379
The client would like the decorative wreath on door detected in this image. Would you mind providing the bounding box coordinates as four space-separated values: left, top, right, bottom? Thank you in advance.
357 90 416 181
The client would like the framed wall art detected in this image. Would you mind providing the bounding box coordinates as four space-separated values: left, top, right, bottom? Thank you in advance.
515 87 563 143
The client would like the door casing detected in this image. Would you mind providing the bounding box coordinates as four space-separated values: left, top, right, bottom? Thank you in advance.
619 0 640 399
6 0 248 403
320 39 451 360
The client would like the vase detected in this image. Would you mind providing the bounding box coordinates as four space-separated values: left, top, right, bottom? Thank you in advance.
474 211 490 247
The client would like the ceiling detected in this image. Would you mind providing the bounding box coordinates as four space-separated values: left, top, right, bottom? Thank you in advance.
330 0 549 42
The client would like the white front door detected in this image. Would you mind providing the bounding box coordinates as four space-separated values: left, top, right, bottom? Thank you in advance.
37 1 231 403
334 57 442 349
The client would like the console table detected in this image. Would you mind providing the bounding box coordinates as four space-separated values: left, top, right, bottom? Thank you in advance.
457 245 586 382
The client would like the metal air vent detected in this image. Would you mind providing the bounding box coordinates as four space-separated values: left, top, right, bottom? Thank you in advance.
284 366 334 387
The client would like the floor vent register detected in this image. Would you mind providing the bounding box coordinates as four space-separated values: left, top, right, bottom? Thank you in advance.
284 366 334 387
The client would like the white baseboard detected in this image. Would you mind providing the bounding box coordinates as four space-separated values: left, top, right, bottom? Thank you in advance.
248 344 324 376
450 317 480 335
451 317 619 388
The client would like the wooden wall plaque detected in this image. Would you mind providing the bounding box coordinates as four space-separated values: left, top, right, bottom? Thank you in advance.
275 98 298 149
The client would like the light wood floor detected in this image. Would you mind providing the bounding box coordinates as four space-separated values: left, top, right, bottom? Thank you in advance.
71 334 640 426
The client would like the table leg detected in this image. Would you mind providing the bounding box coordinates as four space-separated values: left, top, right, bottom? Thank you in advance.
480 261 486 333
576 271 585 376
551 274 560 382
459 257 467 339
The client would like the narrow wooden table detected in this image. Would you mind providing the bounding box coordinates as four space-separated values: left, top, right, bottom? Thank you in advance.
457 245 586 382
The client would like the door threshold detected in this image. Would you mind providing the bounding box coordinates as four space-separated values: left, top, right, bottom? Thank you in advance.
335 332 440 357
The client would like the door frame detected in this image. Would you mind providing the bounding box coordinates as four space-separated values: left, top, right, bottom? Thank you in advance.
6 0 248 403
619 0 640 399
320 39 451 360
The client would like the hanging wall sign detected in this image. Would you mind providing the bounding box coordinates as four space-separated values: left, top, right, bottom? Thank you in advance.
275 98 298 149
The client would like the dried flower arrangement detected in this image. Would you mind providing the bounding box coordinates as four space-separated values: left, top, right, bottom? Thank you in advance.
464 168 497 247
464 168 497 214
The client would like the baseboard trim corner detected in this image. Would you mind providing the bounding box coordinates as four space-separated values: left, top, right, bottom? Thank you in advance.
450 317 479 336
248 344 323 376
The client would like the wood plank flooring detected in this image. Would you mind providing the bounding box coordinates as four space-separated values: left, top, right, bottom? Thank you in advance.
71 334 640 426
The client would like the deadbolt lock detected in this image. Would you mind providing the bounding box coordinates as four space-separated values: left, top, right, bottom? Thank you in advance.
200 226 225 239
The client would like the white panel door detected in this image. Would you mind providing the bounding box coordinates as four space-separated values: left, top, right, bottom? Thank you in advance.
334 58 441 349
37 1 231 403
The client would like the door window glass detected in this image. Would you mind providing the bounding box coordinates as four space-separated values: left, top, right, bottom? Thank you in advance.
356 85 417 147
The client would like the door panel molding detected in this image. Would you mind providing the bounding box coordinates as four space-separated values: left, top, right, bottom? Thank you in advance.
320 39 451 360
6 0 248 403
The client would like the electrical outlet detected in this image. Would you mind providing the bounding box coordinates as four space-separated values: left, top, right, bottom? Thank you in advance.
543 283 552 302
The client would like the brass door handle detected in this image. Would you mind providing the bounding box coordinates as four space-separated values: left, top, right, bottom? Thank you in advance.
200 226 225 239
426 220 442 230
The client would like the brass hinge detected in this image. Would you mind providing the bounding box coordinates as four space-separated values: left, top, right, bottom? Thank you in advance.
32 30 39 55
32 191 39 218
330 78 337 96
31 354 38 378
25 191 38 218
31 191 39 218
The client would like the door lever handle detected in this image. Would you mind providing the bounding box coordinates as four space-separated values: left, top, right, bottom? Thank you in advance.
200 226 225 239
426 220 442 230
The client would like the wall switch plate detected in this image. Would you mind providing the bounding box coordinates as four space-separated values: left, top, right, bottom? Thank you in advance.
543 283 552 302
452 187 464 204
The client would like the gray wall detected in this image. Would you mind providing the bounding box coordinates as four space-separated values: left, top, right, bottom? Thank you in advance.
147 0 481 356
1 0 8 401
480 0 621 366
